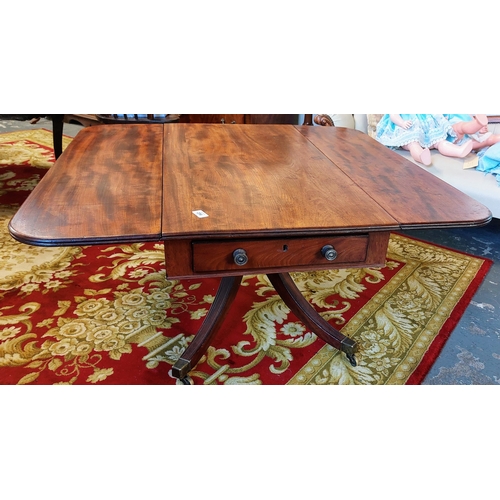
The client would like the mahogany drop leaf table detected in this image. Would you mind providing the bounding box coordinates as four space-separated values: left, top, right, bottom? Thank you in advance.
9 124 491 384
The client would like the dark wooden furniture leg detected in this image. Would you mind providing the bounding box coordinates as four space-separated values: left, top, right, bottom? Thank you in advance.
50 114 64 159
267 273 357 366
172 271 357 384
172 275 243 383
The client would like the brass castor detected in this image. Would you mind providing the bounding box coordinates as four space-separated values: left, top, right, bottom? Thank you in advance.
176 376 194 385
346 353 357 367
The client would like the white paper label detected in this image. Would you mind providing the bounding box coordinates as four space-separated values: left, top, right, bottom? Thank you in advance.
192 210 209 218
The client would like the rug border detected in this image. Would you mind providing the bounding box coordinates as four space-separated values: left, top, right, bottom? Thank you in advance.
0 127 72 147
397 232 494 384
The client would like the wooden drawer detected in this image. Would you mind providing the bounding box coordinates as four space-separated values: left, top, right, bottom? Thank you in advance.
192 234 369 273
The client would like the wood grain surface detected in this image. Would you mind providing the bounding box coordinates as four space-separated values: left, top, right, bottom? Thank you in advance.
9 124 163 245
162 124 400 239
192 234 369 273
9 123 491 251
162 232 391 279
297 126 492 229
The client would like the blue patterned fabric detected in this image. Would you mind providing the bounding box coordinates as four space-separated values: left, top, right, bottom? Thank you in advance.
477 142 500 186
443 114 473 124
375 114 456 149
115 114 169 119
443 114 491 145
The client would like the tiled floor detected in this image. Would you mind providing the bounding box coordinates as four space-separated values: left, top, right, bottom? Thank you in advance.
1 116 499 384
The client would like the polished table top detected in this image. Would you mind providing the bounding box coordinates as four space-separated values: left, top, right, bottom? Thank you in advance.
9 123 492 248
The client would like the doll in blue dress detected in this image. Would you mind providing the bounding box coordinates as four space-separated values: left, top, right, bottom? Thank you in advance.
444 114 500 151
375 114 473 166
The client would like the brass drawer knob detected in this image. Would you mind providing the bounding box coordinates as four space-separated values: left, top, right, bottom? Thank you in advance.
233 248 249 266
321 245 338 261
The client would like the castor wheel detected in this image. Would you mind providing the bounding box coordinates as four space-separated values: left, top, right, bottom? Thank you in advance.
177 376 194 385
346 353 357 367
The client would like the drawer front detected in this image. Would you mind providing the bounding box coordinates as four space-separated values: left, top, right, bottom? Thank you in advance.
192 235 369 273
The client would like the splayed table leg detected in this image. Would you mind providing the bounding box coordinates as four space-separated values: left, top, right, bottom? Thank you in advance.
267 273 357 366
172 275 242 383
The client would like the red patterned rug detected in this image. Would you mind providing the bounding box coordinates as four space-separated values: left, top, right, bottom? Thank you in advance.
0 129 492 384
